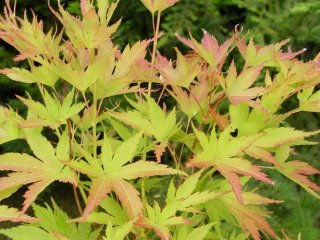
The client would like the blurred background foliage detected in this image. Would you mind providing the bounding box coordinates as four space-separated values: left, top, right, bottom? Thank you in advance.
0 0 319 238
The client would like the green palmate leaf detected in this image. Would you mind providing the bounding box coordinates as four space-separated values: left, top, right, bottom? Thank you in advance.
75 105 109 132
93 196 129 225
97 0 119 26
175 169 204 200
166 170 219 212
110 96 180 143
176 170 218 203
104 220 133 240
0 65 59 87
0 106 23 144
173 223 213 240
52 56 108 92
0 129 77 215
229 103 275 137
108 117 133 140
298 87 320 112
31 201 100 240
136 201 192 240
18 89 84 128
189 126 272 203
69 133 183 221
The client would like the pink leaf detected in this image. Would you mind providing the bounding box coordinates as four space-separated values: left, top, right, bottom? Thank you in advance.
81 176 112 221
112 178 143 219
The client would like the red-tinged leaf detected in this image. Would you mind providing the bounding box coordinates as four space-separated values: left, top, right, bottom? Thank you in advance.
0 130 77 214
81 177 112 221
135 216 172 240
245 146 279 166
190 127 273 203
0 153 46 172
0 172 45 191
277 47 307 60
219 159 273 184
80 0 89 15
113 40 151 79
276 160 320 199
201 30 233 67
216 166 244 203
153 143 166 163
210 110 229 130
222 196 277 240
176 33 196 50
177 31 233 67
219 62 264 104
161 216 192 226
156 49 201 88
71 134 181 220
21 179 54 214
235 36 295 67
0 205 39 223
112 178 143 219
243 192 283 205
19 118 52 128
253 127 319 148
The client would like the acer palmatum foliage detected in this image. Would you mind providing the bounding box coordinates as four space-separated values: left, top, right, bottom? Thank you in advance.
0 0 319 239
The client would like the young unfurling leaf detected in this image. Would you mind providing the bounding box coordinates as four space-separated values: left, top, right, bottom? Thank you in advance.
18 89 84 128
177 31 233 69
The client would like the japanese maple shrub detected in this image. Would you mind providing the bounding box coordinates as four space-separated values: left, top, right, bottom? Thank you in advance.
0 0 319 239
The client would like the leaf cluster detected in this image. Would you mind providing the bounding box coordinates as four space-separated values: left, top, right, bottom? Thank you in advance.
0 1 319 240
